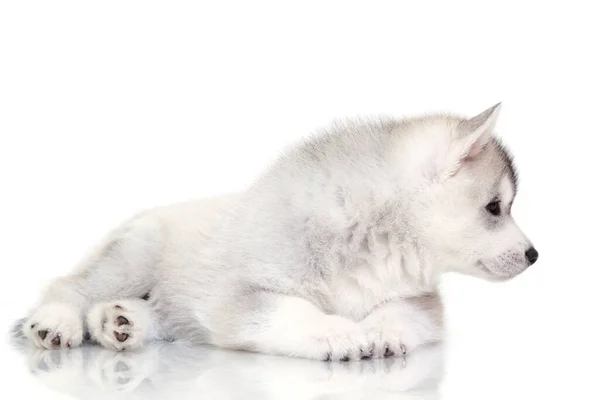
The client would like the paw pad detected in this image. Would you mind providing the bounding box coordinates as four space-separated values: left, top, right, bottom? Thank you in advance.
50 334 61 346
114 332 129 342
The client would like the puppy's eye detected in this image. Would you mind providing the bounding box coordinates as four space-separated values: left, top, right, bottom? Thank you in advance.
486 200 501 216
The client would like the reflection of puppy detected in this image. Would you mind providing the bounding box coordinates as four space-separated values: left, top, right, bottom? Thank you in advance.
86 347 157 392
19 103 537 361
27 346 85 391
20 342 444 399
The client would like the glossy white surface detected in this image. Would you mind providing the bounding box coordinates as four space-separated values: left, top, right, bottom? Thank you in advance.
8 341 443 399
4 270 599 399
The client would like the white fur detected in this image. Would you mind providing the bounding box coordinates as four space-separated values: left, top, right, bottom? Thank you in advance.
361 298 442 358
20 103 536 361
25 303 84 350
237 296 370 360
87 299 157 351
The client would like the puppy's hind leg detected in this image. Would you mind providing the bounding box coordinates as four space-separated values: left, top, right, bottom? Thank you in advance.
23 214 163 349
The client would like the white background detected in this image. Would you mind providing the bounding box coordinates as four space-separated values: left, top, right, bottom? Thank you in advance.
1 1 599 399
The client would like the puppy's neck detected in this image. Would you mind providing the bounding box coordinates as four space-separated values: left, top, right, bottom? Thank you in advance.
329 229 440 319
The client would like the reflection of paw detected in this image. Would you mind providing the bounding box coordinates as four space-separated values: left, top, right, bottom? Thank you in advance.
26 347 85 391
87 299 151 351
87 349 153 392
28 348 82 373
370 344 445 393
25 303 84 349
243 351 411 398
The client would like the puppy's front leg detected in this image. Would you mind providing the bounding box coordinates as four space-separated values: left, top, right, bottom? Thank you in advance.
360 294 444 358
212 292 370 361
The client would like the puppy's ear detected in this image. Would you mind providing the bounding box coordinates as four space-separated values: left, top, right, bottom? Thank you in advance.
446 103 501 176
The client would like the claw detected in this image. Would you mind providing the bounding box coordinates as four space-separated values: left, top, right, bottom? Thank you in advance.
384 346 395 357
360 346 373 360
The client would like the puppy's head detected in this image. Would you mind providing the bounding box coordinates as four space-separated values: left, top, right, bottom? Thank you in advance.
406 103 537 281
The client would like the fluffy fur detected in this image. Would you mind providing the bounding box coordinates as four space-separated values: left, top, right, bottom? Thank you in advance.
19 103 537 361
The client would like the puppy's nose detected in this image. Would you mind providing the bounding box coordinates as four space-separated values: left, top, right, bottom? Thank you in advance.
525 247 539 265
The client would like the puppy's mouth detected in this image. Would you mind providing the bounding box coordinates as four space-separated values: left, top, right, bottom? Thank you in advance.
477 260 518 281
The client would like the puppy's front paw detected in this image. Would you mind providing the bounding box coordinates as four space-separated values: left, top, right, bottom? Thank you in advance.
87 300 150 351
312 316 369 362
363 326 407 359
24 303 84 349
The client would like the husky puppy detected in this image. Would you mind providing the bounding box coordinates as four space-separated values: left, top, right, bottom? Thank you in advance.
19 103 537 361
